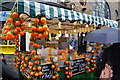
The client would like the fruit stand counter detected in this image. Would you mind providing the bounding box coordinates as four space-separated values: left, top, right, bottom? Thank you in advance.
18 57 97 80
19 68 97 80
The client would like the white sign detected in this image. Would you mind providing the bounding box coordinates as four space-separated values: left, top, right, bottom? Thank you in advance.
0 11 10 21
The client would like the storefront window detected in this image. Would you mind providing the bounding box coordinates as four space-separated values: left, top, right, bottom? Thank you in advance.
93 0 111 19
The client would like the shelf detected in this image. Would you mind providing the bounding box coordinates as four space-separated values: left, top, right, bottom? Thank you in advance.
0 45 15 47
0 45 16 54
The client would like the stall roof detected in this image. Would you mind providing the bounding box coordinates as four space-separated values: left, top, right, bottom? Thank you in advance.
17 0 118 28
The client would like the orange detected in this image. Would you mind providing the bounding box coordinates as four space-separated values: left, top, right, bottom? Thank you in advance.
13 59 16 62
65 67 69 70
29 62 34 66
94 64 97 67
38 34 43 38
14 63 16 66
7 18 13 23
85 66 89 69
13 12 18 18
29 66 33 70
37 27 43 32
31 33 36 37
54 71 57 73
91 68 94 71
34 18 39 23
3 31 7 34
66 75 70 78
20 25 26 30
40 17 46 24
91 60 94 63
37 66 42 70
46 28 50 32
22 67 25 70
87 62 90 65
30 72 34 76
56 68 60 71
6 26 11 31
55 63 59 67
21 56 25 59
30 41 34 45
33 67 37 71
42 25 48 31
36 44 40 48
52 76 56 79
31 26 37 31
20 69 23 72
14 35 19 39
21 19 25 23
17 62 20 65
85 58 90 61
34 32 39 37
65 72 69 74
51 65 55 69
24 64 27 67
31 50 36 54
34 55 39 59
30 38 33 40
33 43 38 48
35 61 40 64
7 32 13 36
55 74 59 77
88 69 91 72
43 32 48 37
13 29 18 34
19 31 25 36
25 57 29 61
16 65 19 68
15 21 21 26
18 59 21 61
21 61 25 64
35 73 39 77
4 27 7 30
16 27 21 31
64 61 69 64
39 72 43 75
69 72 72 76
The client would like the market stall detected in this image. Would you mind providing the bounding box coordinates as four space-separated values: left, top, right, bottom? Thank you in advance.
1 0 118 80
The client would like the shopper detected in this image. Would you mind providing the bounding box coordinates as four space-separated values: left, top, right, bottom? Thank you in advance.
94 43 120 80
0 53 7 65
70 34 78 50
2 62 19 80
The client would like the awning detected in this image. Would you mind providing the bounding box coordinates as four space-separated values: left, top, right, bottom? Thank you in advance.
18 0 118 28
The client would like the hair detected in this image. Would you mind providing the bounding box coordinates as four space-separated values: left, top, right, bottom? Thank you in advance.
72 34 74 36
0 53 4 57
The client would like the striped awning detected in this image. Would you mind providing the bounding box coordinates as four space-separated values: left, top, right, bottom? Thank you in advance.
18 0 118 28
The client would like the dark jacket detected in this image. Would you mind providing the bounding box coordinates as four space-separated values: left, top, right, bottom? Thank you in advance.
96 43 120 80
2 62 19 80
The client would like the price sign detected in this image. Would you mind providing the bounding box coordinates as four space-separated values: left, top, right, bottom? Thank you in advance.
41 63 53 80
70 58 86 75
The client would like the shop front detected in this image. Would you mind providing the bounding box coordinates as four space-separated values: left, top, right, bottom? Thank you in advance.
1 0 118 80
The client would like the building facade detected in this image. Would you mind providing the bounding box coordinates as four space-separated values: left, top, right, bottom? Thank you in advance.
61 0 119 21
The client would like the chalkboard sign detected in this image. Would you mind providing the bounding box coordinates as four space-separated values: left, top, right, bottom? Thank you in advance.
70 58 86 75
41 62 53 80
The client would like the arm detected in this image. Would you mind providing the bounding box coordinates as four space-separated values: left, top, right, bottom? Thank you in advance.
98 48 109 69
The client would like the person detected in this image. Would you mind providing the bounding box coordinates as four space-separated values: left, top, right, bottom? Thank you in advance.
0 53 19 80
2 62 19 80
94 43 120 80
0 53 7 65
70 34 78 50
